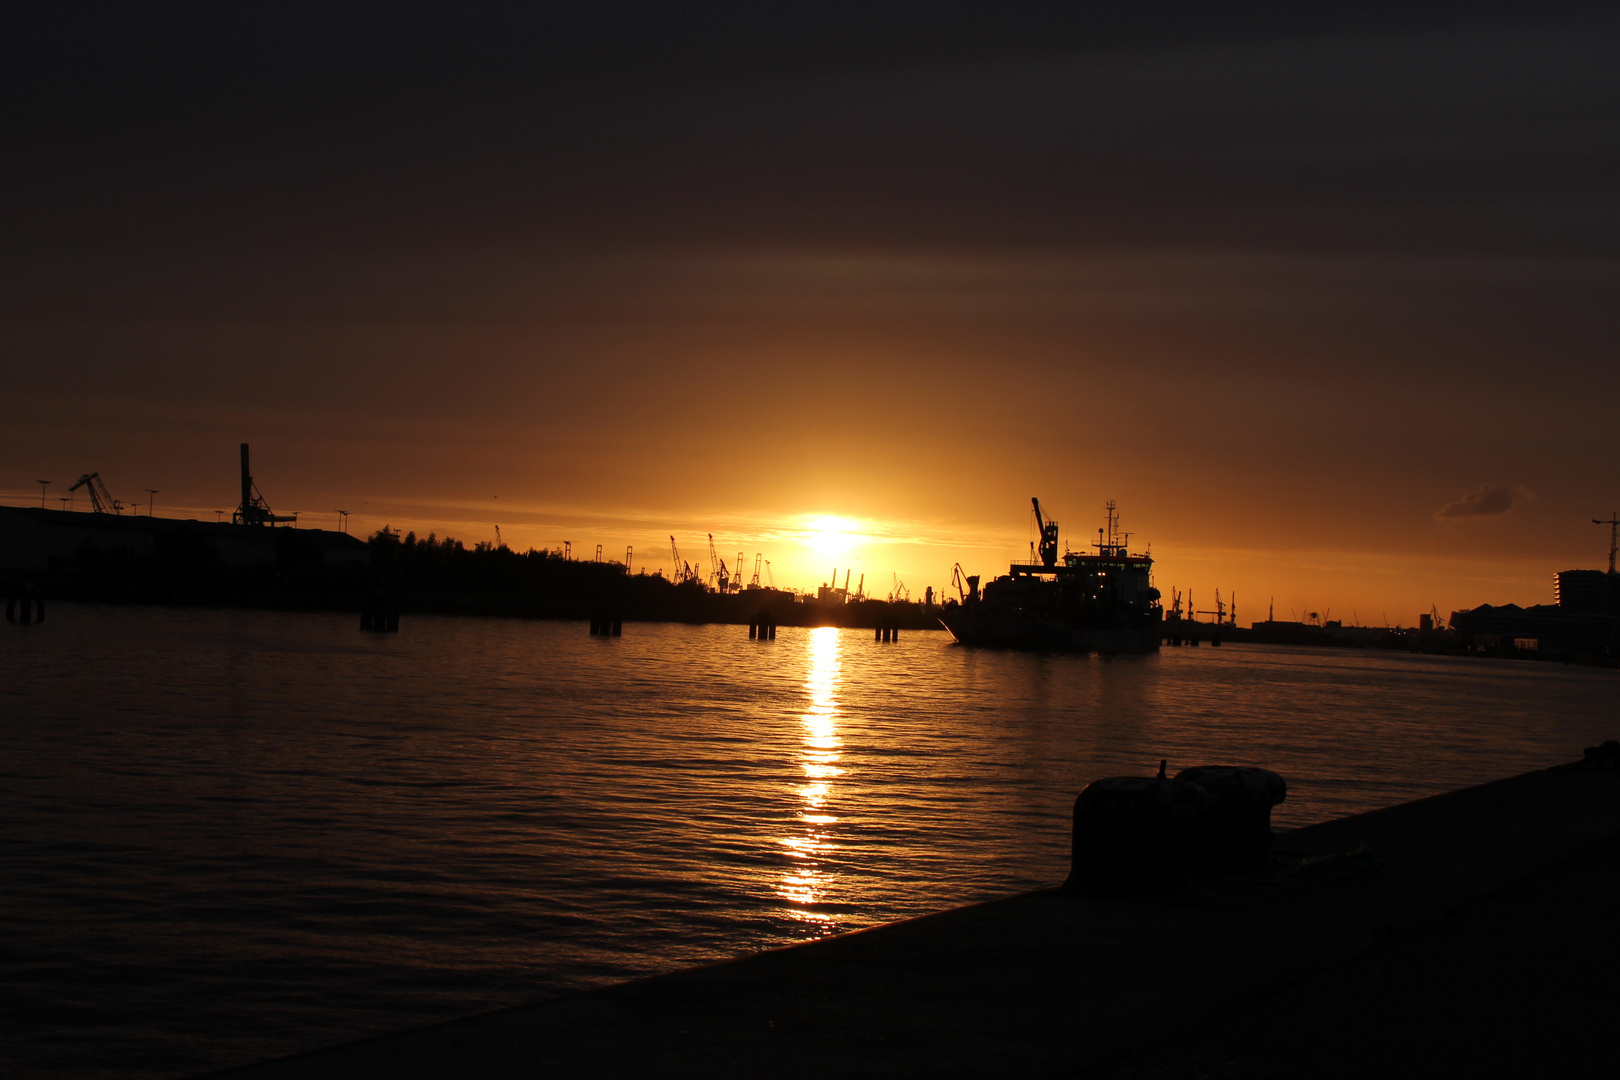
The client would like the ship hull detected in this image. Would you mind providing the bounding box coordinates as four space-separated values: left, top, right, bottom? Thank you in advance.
937 608 1162 653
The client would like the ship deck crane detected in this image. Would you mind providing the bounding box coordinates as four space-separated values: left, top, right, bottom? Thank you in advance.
951 562 979 602
67 472 122 514
1030 497 1060 567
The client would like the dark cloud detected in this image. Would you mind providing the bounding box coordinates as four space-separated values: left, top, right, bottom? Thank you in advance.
1434 485 1537 520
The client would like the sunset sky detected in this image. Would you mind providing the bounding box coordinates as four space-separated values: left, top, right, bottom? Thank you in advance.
4 4 1617 623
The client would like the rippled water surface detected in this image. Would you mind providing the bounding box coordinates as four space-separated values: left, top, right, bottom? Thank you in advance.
3 604 1616 1077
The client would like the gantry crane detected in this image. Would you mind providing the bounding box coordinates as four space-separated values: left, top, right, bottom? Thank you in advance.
67 472 122 514
750 553 762 589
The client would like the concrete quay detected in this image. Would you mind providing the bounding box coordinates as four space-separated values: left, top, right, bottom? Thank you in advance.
214 756 1620 1079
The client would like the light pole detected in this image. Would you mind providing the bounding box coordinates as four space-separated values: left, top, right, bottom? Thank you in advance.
336 510 349 533
216 510 224 522
37 480 49 507
146 489 159 518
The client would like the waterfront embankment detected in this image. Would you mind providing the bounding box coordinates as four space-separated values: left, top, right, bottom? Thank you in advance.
213 753 1620 1079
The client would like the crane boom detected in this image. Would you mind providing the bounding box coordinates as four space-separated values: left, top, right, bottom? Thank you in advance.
67 472 122 514
1031 497 1060 567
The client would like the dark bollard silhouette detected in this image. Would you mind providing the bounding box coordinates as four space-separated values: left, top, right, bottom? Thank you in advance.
1174 766 1286 873
1064 775 1210 893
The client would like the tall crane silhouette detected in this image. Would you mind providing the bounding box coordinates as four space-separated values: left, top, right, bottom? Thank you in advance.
1596 512 1619 574
67 473 122 514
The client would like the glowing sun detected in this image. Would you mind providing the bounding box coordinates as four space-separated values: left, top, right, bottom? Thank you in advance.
803 515 860 558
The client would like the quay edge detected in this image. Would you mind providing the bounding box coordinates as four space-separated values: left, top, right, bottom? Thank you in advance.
209 753 1620 1079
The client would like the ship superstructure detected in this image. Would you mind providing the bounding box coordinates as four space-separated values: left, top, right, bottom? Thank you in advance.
939 498 1161 652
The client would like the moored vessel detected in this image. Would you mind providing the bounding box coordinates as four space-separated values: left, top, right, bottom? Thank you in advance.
939 498 1161 652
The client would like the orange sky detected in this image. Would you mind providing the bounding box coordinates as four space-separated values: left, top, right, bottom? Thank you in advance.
3 7 1617 623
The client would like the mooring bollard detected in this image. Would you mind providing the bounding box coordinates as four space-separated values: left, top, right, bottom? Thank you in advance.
1064 775 1211 893
1174 766 1287 873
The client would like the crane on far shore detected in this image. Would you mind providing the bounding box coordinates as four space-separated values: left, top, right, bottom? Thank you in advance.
67 472 122 514
1596 512 1619 574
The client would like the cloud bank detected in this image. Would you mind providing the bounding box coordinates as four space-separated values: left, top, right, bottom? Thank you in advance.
1434 485 1536 520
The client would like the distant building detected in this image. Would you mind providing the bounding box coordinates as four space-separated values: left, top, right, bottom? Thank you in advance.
1555 569 1617 614
1448 602 1617 658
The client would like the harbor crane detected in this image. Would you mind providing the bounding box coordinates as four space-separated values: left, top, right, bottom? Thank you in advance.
889 573 910 603
735 551 746 594
1596 513 1619 574
707 533 724 591
1195 589 1226 625
750 554 762 589
233 443 295 526
67 472 123 514
765 560 774 588
951 562 978 603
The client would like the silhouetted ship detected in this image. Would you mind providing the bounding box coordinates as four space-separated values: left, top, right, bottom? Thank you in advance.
939 499 1162 652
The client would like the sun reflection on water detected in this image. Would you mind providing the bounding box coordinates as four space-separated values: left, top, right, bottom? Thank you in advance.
778 626 844 930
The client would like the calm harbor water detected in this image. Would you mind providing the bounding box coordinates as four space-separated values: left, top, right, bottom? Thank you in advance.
3 603 1616 1078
